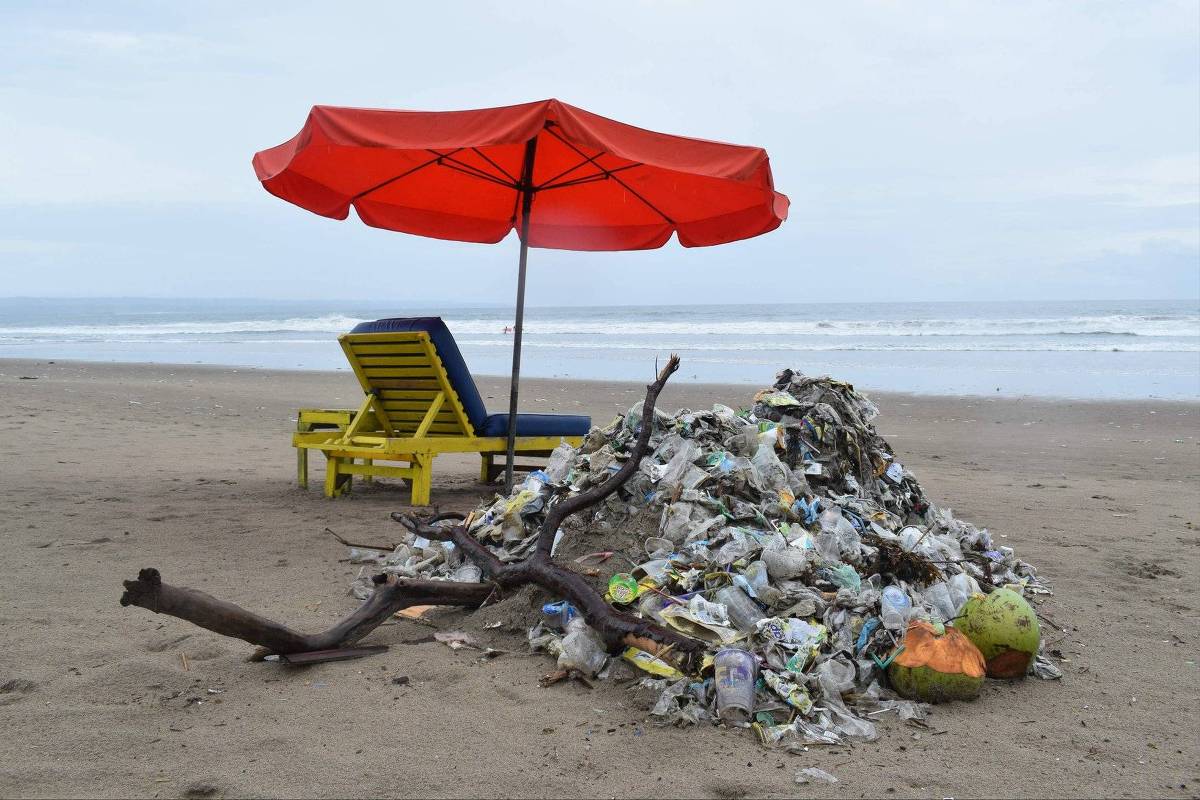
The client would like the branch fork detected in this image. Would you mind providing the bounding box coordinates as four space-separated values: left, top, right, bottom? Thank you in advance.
119 356 702 664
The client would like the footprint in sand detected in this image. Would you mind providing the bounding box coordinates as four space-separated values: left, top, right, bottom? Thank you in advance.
0 678 39 705
146 634 192 653
183 644 229 661
1122 560 1181 579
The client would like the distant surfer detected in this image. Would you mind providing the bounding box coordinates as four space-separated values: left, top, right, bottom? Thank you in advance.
503 325 512 334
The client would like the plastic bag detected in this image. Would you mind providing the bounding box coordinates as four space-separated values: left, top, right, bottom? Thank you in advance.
544 441 577 483
557 618 607 676
657 439 702 489
750 442 789 492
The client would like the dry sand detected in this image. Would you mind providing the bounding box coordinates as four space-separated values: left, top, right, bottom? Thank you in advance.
0 358 1197 799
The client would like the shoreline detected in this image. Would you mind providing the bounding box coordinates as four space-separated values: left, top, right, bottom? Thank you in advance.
4 356 1198 407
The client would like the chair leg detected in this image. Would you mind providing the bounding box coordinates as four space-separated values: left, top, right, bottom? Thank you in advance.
363 458 374 484
297 448 308 489
323 456 339 498
324 456 352 498
479 453 493 483
410 456 433 506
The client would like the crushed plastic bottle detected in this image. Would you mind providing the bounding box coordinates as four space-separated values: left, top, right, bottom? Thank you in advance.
923 580 957 623
818 506 861 561
735 560 769 598
947 572 980 613
750 442 789 491
715 585 766 632
880 584 912 631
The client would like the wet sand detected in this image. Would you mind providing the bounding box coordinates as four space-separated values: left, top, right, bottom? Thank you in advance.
0 358 1197 799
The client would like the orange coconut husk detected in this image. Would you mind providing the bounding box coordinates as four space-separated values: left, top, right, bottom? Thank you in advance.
894 621 985 676
888 620 986 703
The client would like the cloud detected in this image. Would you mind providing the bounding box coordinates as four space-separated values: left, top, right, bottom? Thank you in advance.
1000 155 1200 209
0 113 241 205
0 238 81 255
49 28 212 56
0 1 1195 300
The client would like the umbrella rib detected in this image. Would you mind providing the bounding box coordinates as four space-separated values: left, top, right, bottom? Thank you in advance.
427 150 519 189
537 126 608 188
604 171 676 226
537 163 643 192
348 151 455 202
540 126 674 225
471 147 518 183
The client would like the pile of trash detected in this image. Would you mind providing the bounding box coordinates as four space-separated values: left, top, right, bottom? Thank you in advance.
351 368 1061 751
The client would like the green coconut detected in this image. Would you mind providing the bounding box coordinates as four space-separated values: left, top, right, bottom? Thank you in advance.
887 621 985 703
957 587 1040 679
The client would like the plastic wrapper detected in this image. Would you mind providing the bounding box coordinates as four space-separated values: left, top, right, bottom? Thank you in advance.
795 767 839 785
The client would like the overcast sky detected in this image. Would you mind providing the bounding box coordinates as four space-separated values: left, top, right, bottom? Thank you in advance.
1 1 1197 305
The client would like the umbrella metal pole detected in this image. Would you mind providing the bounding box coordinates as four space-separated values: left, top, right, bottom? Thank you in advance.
504 136 539 494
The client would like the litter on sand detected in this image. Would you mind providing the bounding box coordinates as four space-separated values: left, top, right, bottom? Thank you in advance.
349 367 1060 750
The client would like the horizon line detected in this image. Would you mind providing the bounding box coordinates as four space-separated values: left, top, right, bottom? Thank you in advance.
0 295 1196 308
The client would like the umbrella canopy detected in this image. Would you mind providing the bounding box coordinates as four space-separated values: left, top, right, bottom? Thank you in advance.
253 98 788 251
253 99 788 492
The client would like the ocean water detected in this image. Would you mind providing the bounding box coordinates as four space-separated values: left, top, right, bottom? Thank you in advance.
0 298 1196 400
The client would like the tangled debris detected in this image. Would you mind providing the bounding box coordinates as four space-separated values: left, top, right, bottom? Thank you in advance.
119 361 1061 753
358 367 1060 750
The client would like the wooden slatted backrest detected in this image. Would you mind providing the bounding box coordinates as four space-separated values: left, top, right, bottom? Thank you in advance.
339 331 476 437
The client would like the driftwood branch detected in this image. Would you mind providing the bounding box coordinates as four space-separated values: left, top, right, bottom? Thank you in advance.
535 354 679 558
120 568 495 654
118 354 702 663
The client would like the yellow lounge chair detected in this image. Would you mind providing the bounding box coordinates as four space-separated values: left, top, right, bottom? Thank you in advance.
293 317 590 504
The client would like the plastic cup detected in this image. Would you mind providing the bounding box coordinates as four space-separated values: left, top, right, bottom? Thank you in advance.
714 647 757 724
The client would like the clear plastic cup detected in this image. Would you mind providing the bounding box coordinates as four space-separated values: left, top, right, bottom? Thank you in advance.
714 647 757 724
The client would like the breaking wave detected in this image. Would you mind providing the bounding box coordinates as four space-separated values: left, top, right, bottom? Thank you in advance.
1 312 1197 341
0 314 367 337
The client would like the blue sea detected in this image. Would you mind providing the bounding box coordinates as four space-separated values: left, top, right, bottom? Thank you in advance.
0 298 1197 400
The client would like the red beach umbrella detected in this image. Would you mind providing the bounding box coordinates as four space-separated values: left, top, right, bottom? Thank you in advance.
253 98 789 490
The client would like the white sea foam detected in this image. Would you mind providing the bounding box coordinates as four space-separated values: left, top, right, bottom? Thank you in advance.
445 315 1200 338
0 314 369 337
453 338 1200 353
1 312 1196 340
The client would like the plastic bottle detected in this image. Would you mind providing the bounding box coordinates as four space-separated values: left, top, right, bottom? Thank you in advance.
761 547 809 580
923 581 957 623
541 600 577 630
715 585 766 632
880 585 912 631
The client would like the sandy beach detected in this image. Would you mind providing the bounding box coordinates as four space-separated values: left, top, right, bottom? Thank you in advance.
1 357 1197 799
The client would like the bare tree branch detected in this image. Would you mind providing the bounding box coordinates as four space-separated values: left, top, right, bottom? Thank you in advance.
120 568 495 654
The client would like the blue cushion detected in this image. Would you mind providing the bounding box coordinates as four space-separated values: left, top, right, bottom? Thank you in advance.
349 317 590 439
349 317 488 431
479 412 592 438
